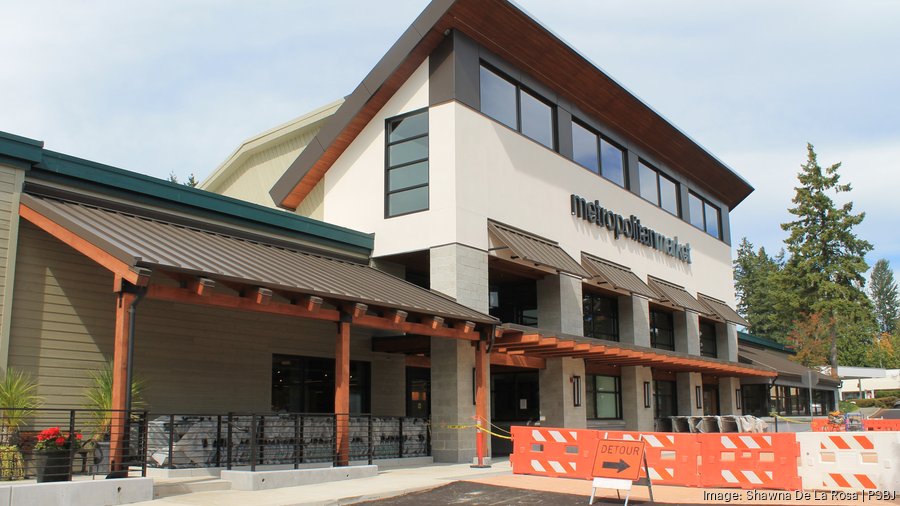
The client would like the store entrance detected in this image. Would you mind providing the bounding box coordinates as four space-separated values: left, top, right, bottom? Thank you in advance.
490 368 539 457
703 384 720 415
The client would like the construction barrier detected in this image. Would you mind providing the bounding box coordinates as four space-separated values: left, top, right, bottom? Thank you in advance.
700 433 801 490
863 419 900 431
602 431 701 487
509 426 599 480
796 432 900 491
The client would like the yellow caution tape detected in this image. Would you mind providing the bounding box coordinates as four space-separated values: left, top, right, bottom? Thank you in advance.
771 414 810 424
475 424 512 440
445 424 475 429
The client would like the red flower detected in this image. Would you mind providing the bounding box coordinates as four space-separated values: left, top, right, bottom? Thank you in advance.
75 433 82 440
55 437 66 446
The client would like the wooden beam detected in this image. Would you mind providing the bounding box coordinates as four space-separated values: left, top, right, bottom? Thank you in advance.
494 333 541 347
335 322 350 467
343 302 368 319
255 287 273 305
490 352 546 369
371 335 430 354
420 316 445 330
384 310 408 324
352 314 480 341
20 203 144 286
474 340 489 466
188 277 215 297
146 285 340 322
453 321 476 334
405 355 431 368
297 295 323 313
109 284 136 473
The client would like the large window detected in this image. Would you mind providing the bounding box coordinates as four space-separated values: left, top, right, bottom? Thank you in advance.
812 389 835 416
688 192 721 239
653 380 677 419
480 64 556 150
741 384 769 417
650 310 675 351
587 375 622 419
699 322 717 358
571 120 626 187
386 109 429 217
583 293 619 341
272 355 371 414
638 161 679 216
770 385 810 416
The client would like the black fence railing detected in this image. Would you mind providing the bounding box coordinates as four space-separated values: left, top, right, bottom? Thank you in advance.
146 413 430 471
0 408 148 482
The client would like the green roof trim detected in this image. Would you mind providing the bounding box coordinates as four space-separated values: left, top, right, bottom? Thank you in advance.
738 331 796 354
0 130 374 253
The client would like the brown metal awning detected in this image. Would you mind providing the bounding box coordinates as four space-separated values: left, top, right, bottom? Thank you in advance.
698 293 749 327
495 324 776 378
19 193 496 327
581 253 656 298
738 346 835 385
488 221 589 278
647 276 710 314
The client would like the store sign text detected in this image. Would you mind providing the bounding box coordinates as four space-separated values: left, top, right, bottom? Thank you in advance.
570 194 692 264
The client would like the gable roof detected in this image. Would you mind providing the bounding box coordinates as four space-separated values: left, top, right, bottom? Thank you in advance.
270 0 753 211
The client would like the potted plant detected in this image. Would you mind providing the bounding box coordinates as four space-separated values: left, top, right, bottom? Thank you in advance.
83 362 144 474
0 369 43 481
33 427 82 482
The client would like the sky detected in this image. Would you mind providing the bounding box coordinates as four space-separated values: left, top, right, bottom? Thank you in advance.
2 0 898 281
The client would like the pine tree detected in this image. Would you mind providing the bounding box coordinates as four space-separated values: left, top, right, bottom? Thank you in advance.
733 238 792 341
869 259 899 334
780 144 874 371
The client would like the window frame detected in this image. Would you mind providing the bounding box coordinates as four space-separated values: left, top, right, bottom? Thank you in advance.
653 379 678 419
687 191 722 239
583 291 619 342
649 309 675 351
699 321 718 358
570 118 628 188
638 159 681 217
479 62 557 151
384 108 430 219
587 374 623 420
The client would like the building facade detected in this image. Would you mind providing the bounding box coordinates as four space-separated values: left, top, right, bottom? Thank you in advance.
202 0 775 461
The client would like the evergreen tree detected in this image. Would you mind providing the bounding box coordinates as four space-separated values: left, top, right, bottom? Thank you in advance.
869 259 899 334
781 144 875 371
733 238 792 341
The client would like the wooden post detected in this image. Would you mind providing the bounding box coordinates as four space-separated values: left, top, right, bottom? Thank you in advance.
110 282 136 473
335 321 351 466
473 338 490 467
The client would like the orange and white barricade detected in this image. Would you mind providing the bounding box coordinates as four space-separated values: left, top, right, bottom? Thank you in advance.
698 433 801 490
863 419 900 431
797 432 900 491
509 426 599 480
602 431 701 487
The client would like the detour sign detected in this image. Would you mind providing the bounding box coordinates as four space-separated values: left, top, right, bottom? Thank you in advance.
591 439 645 481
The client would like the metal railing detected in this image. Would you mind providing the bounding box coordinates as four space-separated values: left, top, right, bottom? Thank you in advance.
0 408 148 482
144 413 430 470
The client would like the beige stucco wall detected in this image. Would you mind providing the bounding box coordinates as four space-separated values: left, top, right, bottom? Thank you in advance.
8 222 404 415
0 164 25 372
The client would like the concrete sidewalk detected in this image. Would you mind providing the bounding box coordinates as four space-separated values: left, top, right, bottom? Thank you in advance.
131 460 900 506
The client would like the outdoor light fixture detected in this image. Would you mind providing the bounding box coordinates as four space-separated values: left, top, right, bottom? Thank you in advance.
736 389 742 409
695 385 703 409
643 381 651 408
572 375 582 407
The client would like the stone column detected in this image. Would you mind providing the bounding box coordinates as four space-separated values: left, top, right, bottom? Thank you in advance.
539 357 586 429
618 295 650 347
371 356 406 416
536 273 583 335
621 366 654 431
674 311 700 355
718 377 742 415
429 244 489 463
715 322 739 362
676 372 704 416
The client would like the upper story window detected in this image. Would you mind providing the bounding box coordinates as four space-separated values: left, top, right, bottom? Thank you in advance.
583 292 619 341
650 309 675 351
638 161 679 216
479 64 555 150
688 192 721 239
571 120 627 188
699 321 717 358
385 109 429 217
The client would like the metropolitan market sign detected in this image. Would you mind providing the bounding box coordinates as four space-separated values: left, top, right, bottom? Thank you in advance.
570 194 692 264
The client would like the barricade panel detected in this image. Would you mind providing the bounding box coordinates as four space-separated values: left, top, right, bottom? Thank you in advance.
698 433 801 490
602 430 701 487
863 419 900 431
797 432 900 492
509 426 598 480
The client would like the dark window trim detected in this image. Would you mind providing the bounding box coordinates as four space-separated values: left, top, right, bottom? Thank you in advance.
385 108 430 219
479 61 558 152
571 118 628 189
583 291 620 342
688 190 722 239
587 374 623 420
639 159 680 217
650 309 675 351
699 320 718 358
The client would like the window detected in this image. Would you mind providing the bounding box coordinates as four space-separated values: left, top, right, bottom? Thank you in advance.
741 384 769 417
480 64 556 150
587 375 622 419
386 109 429 217
699 322 717 358
638 161 679 216
653 380 677 419
770 385 810 416
272 355 371 413
812 389 835 416
688 192 721 239
650 310 674 351
571 120 626 187
583 293 619 341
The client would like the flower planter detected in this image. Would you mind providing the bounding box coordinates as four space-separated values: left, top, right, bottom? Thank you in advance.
35 449 72 482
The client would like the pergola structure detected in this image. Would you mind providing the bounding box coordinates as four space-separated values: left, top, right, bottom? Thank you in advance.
19 190 497 470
